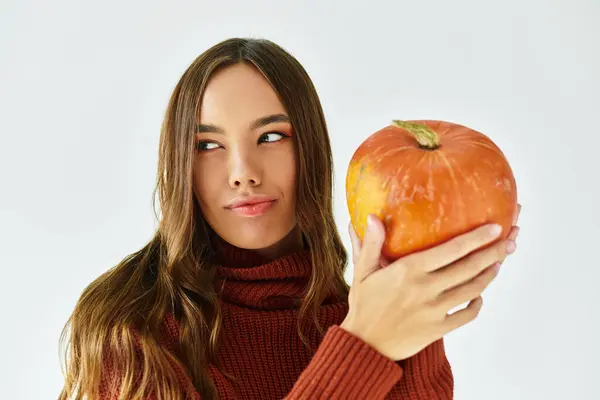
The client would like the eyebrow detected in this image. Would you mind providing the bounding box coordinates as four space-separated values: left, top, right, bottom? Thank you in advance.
195 113 291 134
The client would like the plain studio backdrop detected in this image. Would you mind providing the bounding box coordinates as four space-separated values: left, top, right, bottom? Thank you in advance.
1 0 598 399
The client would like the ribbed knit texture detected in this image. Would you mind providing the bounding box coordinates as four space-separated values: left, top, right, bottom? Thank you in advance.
99 242 454 399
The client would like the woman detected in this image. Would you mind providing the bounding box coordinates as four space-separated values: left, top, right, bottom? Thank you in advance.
59 37 520 399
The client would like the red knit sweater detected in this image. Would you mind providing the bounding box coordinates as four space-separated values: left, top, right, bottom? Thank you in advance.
100 243 453 399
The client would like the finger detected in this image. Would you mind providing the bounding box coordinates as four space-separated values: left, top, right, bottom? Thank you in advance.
507 226 520 242
429 238 509 292
348 222 362 264
399 223 503 273
355 214 386 283
512 203 521 225
441 296 483 334
495 227 518 267
435 263 499 311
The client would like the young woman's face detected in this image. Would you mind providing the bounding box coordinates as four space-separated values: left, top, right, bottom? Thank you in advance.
193 63 301 256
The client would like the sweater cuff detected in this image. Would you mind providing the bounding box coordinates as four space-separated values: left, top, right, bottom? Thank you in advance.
398 338 454 398
286 325 403 399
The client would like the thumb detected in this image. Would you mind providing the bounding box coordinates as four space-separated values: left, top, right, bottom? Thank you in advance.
354 214 386 284
348 222 362 264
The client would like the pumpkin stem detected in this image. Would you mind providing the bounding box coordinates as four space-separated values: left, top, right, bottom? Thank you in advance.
392 120 440 149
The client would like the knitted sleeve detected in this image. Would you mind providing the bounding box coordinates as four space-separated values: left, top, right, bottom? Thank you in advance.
284 325 403 399
285 325 454 399
389 338 454 398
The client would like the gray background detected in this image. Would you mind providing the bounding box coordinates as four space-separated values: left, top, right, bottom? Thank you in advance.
1 0 598 398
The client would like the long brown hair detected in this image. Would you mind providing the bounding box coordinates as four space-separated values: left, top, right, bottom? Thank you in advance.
58 37 349 400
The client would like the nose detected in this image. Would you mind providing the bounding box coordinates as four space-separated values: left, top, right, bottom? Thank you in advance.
228 147 261 189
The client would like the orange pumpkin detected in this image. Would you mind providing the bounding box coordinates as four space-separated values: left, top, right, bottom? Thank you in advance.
346 120 517 261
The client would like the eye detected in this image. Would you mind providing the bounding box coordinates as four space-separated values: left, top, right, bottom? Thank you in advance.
196 141 221 151
258 132 288 144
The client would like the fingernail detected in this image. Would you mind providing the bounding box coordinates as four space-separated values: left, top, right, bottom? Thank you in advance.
493 262 501 271
489 224 502 237
514 227 520 240
506 240 516 254
380 256 390 267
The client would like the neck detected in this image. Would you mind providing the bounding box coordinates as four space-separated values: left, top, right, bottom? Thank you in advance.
254 225 305 260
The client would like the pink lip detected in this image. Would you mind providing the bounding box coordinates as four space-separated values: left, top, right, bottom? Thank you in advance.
228 200 276 217
225 195 277 217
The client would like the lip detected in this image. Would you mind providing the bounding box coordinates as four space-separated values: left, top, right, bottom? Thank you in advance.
225 195 277 217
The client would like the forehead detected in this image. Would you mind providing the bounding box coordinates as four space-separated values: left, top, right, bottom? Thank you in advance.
198 63 287 125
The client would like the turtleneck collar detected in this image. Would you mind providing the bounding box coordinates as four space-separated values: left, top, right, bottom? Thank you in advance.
212 239 314 310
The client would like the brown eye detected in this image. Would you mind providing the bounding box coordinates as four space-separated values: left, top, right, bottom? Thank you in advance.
258 132 287 144
196 141 221 151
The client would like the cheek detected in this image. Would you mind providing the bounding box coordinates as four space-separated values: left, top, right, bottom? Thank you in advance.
285 165 297 202
193 159 221 209
267 147 297 204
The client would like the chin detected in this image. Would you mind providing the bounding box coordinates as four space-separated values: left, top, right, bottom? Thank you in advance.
218 220 295 251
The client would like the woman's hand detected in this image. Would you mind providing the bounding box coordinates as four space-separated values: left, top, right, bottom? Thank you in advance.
341 204 521 361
